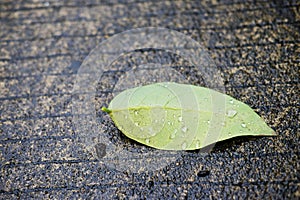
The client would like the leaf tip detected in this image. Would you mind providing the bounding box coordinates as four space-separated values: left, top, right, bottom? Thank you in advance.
101 107 112 114
270 130 277 136
267 126 277 136
259 129 277 137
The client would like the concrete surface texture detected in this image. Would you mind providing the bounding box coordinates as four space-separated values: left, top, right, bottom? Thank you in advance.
0 0 299 199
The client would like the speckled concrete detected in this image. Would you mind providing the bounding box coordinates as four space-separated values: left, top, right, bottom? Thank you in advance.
0 0 299 199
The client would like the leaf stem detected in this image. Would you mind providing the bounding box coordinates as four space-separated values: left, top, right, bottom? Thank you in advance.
101 107 112 114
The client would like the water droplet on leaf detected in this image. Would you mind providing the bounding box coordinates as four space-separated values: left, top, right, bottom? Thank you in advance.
178 116 183 122
181 142 187 150
181 126 188 133
227 109 237 118
170 130 177 139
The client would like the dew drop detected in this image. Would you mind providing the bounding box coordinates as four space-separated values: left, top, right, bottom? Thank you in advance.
134 110 139 115
221 122 226 126
233 103 240 108
154 119 158 123
124 115 128 119
181 142 187 150
178 116 183 122
148 128 157 136
228 132 232 136
227 109 237 118
170 130 177 139
241 123 247 128
181 126 188 133
195 140 200 149
207 120 210 124
229 99 234 104
134 122 140 126
145 138 150 144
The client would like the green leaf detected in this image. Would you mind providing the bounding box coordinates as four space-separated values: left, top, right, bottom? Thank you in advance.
102 82 276 150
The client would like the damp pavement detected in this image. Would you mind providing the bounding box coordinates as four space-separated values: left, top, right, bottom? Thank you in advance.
0 0 299 199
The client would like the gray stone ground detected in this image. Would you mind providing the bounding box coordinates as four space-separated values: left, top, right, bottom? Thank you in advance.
0 0 299 199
